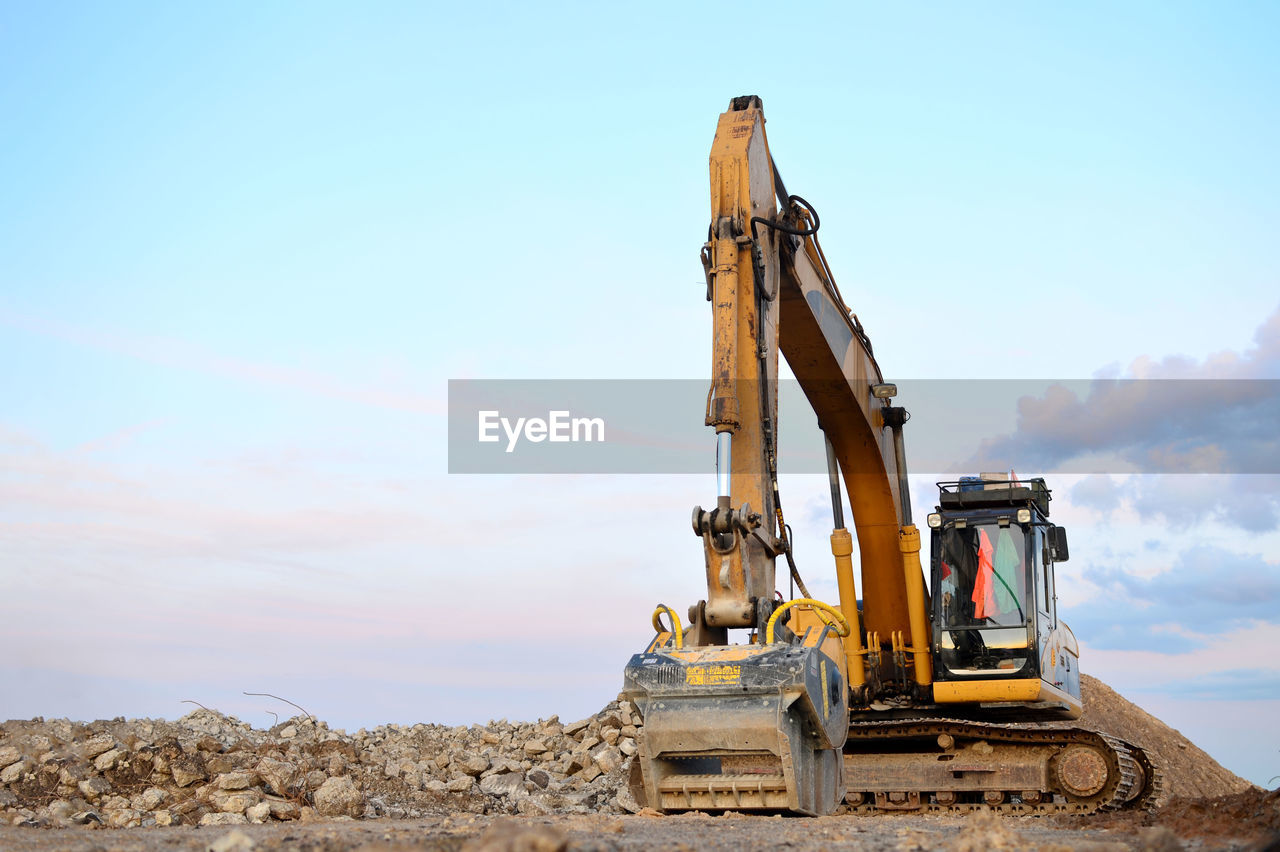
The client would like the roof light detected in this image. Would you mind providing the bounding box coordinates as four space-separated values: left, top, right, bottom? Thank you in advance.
927 513 942 528
1016 508 1032 524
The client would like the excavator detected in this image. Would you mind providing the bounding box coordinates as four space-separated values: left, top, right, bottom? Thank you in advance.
621 96 1160 816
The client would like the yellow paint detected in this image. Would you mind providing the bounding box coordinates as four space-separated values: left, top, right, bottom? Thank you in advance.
667 646 770 663
820 661 829 718
686 665 742 686
697 97 929 644
830 528 866 689
644 631 676 653
933 679 1044 703
898 525 933 687
932 678 1083 716
791 608 847 685
699 98 781 629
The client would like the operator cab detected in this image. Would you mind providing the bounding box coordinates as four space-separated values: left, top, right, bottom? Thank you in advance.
926 476 1080 713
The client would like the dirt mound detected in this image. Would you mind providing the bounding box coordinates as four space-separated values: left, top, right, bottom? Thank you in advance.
1157 788 1280 847
1077 786 1280 850
1077 673 1256 800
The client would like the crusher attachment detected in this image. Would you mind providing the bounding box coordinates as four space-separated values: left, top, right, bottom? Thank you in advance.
622 641 848 816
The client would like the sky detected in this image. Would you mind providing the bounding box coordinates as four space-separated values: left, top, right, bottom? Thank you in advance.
2 2 1278 788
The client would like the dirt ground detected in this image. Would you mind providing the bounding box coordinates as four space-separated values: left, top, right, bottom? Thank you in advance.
2 802 1278 852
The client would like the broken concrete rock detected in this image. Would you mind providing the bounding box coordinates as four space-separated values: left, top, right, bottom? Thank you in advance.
480 772 526 798
313 775 363 817
0 760 30 785
255 757 300 796
171 757 207 788
136 787 168 810
200 812 249 826
459 756 489 776
211 789 261 814
268 800 300 821
592 745 622 775
81 734 116 760
0 700 646 826
93 747 127 772
77 777 110 801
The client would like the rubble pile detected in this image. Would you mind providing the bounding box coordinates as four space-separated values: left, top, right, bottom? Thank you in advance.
0 699 643 828
1 674 1258 830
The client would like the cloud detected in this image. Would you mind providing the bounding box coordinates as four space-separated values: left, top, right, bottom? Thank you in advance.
1132 668 1280 701
964 306 1280 475
1071 473 1280 532
1070 474 1124 514
1062 545 1280 652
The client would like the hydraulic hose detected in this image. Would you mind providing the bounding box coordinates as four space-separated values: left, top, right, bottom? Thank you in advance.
651 604 684 649
765 598 850 645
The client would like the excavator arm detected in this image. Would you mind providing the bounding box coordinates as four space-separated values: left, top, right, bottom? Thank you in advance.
690 95 931 690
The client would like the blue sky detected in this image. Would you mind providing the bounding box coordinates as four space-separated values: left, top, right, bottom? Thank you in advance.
2 3 1279 787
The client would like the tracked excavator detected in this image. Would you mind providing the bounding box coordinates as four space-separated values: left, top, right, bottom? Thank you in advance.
621 96 1160 816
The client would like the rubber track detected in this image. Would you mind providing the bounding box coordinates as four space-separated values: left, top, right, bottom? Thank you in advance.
841 718 1160 815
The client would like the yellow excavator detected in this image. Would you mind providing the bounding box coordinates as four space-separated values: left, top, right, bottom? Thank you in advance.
621 96 1159 816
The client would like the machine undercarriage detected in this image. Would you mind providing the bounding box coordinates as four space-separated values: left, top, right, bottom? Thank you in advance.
842 717 1162 814
625 642 1161 816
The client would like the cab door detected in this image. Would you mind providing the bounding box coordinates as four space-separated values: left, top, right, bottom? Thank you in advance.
1031 526 1055 680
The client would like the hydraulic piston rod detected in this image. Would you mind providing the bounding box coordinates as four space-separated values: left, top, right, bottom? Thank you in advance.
716 432 732 499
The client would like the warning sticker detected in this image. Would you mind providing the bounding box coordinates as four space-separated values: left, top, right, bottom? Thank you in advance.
685 665 742 686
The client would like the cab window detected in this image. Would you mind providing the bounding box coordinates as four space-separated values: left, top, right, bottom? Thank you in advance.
938 522 1027 629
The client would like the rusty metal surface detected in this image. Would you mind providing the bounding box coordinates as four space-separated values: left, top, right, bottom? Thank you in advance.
844 742 1050 793
1055 745 1109 797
